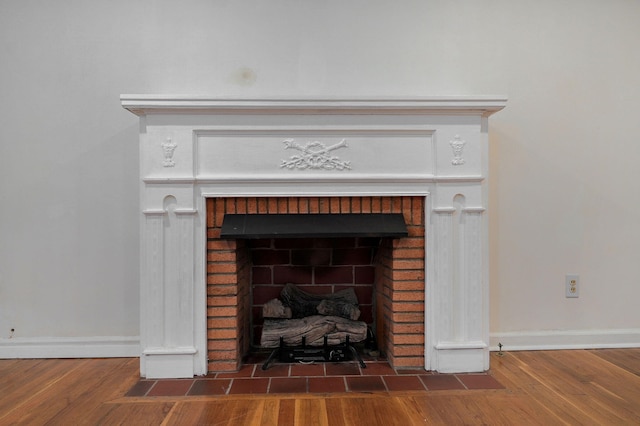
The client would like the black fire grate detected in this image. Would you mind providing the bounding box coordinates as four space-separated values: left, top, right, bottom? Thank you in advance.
262 335 366 370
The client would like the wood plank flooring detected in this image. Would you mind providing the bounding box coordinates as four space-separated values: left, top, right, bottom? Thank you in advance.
1 349 639 425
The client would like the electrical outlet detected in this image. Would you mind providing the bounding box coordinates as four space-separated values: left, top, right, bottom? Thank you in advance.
566 274 579 298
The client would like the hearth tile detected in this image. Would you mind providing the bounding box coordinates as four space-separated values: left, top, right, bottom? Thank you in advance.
125 380 155 397
457 374 505 390
228 377 269 394
244 352 269 365
308 377 347 393
216 364 256 378
188 379 232 396
146 379 194 397
268 377 308 394
360 362 396 376
421 374 465 391
383 375 426 391
325 362 361 376
346 376 386 392
396 369 430 375
253 364 290 378
290 363 325 377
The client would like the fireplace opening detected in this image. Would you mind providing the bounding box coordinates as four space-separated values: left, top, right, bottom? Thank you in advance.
206 196 426 373
248 236 380 364
245 236 383 369
249 236 379 341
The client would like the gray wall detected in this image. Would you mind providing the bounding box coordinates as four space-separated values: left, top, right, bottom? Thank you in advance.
1 0 638 352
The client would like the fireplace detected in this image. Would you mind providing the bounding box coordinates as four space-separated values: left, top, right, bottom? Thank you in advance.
206 196 424 373
121 96 506 378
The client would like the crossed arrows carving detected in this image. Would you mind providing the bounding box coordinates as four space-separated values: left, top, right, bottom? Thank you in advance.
280 138 351 170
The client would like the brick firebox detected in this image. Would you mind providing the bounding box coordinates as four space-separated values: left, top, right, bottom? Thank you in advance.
206 196 425 373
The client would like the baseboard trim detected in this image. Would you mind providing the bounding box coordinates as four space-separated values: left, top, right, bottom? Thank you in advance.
3 331 638 359
490 329 640 351
0 336 140 359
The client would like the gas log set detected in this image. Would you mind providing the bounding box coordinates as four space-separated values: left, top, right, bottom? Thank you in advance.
260 283 372 369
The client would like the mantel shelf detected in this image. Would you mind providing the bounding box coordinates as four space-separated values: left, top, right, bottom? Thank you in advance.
121 95 507 116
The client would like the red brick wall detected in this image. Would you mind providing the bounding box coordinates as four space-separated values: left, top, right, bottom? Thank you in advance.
206 196 425 372
206 218 250 372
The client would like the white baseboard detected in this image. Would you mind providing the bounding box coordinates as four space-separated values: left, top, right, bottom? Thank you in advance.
3 331 638 359
490 329 640 351
0 336 140 359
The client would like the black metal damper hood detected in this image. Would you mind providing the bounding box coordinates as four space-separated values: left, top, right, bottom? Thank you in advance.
220 213 408 239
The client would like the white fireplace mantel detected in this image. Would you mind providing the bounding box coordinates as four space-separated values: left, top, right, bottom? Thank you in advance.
122 95 506 378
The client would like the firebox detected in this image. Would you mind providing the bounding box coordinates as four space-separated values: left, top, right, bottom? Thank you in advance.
121 96 506 378
207 196 423 373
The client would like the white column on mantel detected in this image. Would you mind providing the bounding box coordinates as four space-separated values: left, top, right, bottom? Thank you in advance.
426 116 491 371
140 195 199 379
428 201 489 372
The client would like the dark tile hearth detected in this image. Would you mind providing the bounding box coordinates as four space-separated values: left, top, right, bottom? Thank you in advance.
146 379 194 397
420 374 467 391
126 356 505 397
345 376 386 392
308 376 346 393
384 375 427 391
188 379 231 396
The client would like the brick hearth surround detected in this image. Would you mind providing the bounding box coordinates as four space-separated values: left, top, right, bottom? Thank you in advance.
206 196 425 373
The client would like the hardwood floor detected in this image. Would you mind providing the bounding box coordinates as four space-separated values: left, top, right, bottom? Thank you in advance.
1 349 639 425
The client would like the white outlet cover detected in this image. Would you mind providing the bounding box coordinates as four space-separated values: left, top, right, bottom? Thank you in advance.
566 274 579 298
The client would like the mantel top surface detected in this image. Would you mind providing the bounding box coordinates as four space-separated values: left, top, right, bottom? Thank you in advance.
120 94 507 116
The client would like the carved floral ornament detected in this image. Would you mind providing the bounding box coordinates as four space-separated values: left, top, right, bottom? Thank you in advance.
280 138 351 171
161 137 177 167
449 135 466 166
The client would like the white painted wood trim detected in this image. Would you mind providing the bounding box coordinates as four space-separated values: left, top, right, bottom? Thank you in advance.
142 346 197 355
0 336 140 358
490 329 640 351
435 342 488 350
143 176 486 185
121 95 507 116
